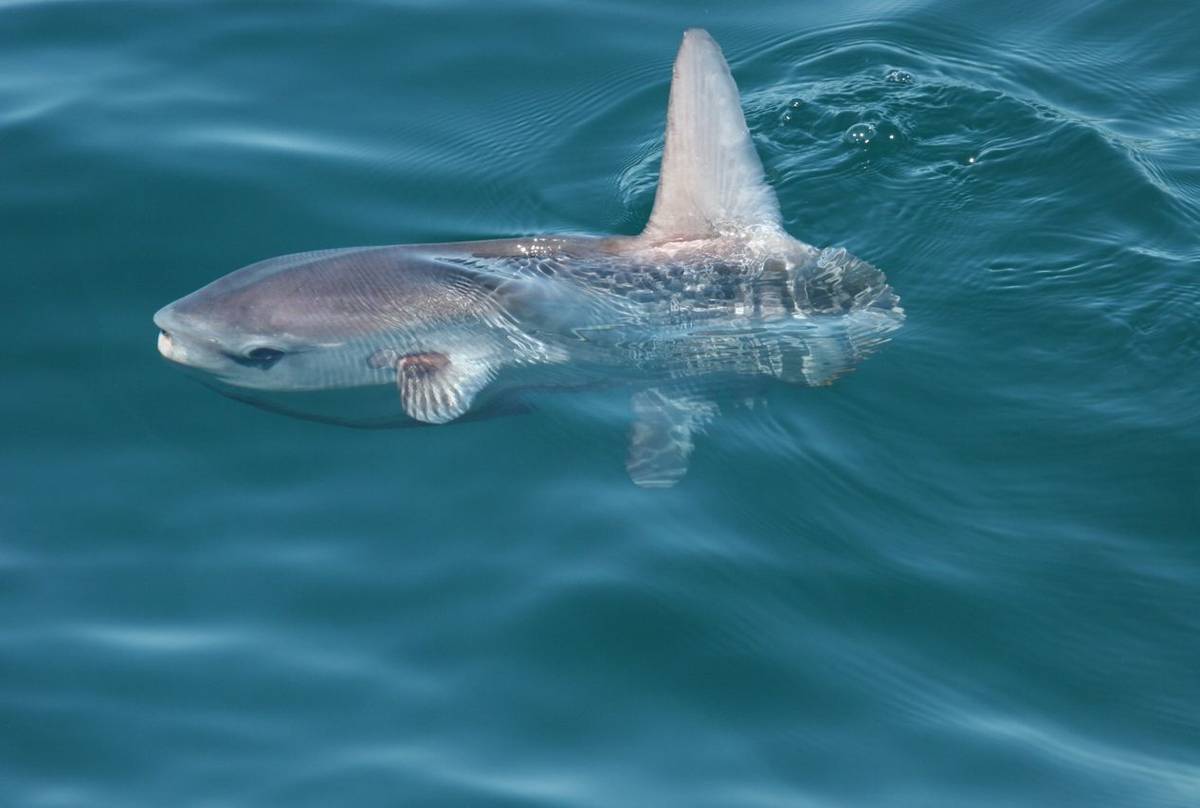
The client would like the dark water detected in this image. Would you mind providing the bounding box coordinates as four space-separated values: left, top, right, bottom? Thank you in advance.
3 0 1199 805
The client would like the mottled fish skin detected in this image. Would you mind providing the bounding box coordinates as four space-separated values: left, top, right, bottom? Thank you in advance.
153 28 904 484
437 234 903 382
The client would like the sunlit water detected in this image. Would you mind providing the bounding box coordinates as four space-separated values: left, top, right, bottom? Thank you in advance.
2 1 1199 805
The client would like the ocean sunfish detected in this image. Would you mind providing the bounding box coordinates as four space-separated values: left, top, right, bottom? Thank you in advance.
154 29 904 487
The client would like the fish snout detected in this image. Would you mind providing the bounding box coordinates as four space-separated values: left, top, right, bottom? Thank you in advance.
154 304 220 369
154 302 299 386
154 306 181 362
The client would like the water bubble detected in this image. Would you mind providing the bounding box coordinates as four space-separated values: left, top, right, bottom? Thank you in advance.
885 69 913 84
788 98 803 109
844 122 877 146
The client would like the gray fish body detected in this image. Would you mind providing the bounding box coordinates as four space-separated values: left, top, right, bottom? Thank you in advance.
157 233 898 392
155 29 904 485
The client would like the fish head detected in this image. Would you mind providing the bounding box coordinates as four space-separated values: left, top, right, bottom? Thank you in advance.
154 246 501 417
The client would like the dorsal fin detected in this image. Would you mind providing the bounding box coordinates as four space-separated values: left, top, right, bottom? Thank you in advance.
641 29 782 243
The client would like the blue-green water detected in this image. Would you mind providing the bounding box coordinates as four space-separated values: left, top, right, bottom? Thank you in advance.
3 0 1199 804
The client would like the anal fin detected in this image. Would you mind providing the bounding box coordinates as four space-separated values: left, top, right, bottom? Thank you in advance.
626 388 718 488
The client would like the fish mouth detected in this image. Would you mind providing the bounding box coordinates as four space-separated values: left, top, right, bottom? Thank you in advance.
156 327 186 365
155 325 191 366
154 305 190 365
153 305 224 371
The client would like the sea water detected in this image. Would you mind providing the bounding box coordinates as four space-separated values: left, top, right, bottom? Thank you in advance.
2 0 1198 805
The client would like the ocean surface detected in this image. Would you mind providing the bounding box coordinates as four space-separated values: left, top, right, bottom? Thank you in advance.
3 0 1199 805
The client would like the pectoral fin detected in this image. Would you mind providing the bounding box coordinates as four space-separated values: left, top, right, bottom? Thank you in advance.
626 388 718 488
371 350 495 425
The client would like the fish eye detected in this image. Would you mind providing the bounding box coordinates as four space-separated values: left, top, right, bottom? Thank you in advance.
226 346 287 369
247 347 285 363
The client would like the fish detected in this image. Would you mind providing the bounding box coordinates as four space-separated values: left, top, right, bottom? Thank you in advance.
154 28 904 487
